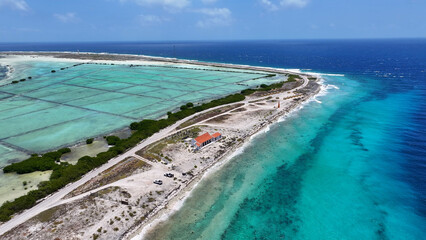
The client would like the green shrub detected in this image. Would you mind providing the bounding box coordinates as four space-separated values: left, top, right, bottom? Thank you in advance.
241 89 256 95
130 122 139 130
3 148 70 174
241 81 288 95
287 74 298 82
86 138 94 144
259 82 283 91
58 148 71 154
106 136 120 145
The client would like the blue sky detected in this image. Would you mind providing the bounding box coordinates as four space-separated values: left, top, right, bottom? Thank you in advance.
0 0 425 42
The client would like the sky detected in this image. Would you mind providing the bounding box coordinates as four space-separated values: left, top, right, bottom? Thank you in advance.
0 0 425 42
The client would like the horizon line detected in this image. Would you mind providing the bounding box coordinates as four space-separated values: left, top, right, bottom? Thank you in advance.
0 37 425 44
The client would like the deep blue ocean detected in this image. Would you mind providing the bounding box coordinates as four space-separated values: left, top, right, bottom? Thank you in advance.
1 39 425 239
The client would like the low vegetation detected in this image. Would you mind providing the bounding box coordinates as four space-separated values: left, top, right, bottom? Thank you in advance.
179 102 194 110
177 104 243 129
241 81 284 95
66 157 150 198
105 136 120 145
240 74 300 96
10 76 32 85
287 74 299 82
138 127 201 162
3 148 71 174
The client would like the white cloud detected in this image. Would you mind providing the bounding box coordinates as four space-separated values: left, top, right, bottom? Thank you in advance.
196 8 230 17
54 13 78 23
195 8 232 28
260 0 308 10
280 0 308 8
260 0 278 11
138 14 168 25
0 0 29 11
121 0 190 10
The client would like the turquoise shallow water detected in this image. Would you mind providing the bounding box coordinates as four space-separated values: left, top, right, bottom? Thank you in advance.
144 75 426 240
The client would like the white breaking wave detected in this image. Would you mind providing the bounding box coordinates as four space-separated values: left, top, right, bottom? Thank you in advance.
301 70 345 77
327 84 340 89
0 65 14 86
319 73 345 77
276 77 329 122
285 68 302 73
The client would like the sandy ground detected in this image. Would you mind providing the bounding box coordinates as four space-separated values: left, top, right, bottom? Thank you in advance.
0 171 52 205
0 52 315 83
0 54 174 67
0 54 185 85
0 53 322 239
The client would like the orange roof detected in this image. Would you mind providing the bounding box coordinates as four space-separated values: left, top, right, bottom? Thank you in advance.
195 133 212 144
196 142 201 147
212 132 221 138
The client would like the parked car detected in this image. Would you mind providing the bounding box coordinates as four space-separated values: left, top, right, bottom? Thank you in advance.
153 180 163 185
164 173 174 178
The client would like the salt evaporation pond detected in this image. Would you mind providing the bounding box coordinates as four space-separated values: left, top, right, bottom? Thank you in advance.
0 58 282 168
